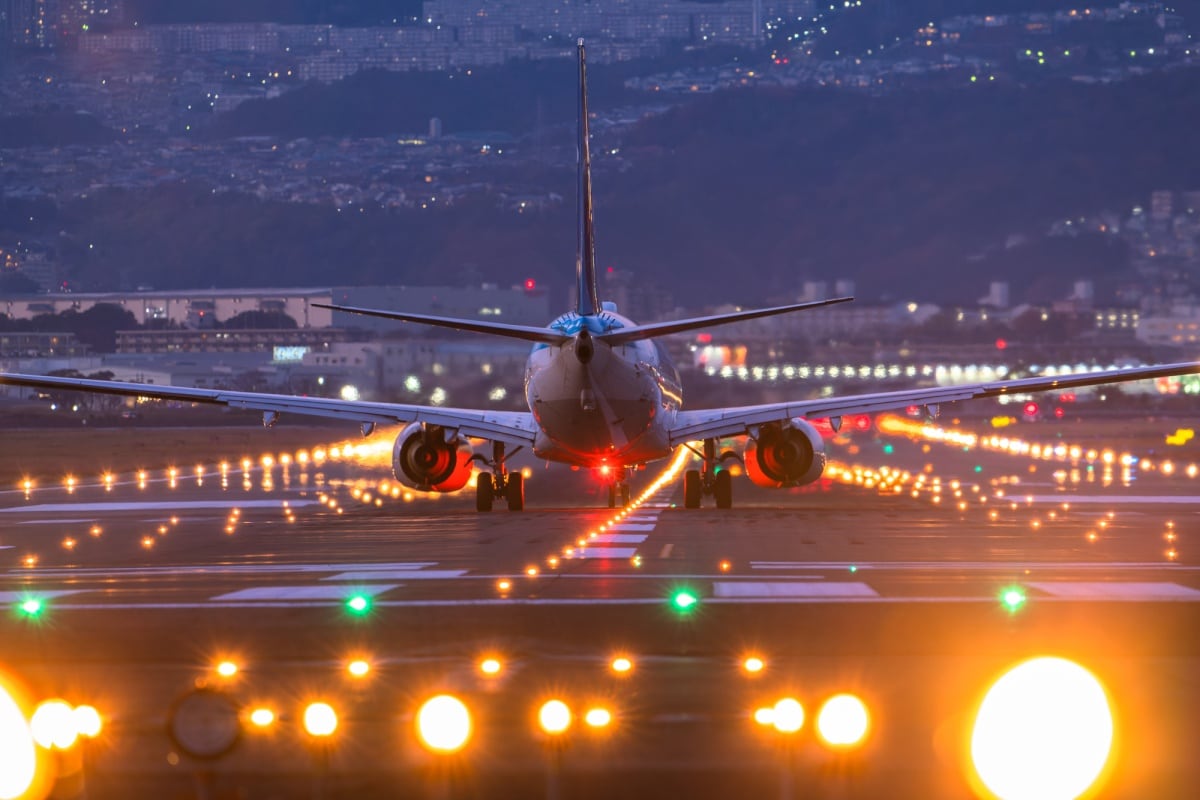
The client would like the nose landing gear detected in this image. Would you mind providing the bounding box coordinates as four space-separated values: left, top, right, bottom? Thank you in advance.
476 442 525 512
606 477 631 509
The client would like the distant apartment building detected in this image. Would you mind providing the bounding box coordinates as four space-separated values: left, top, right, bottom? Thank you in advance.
0 331 85 357
0 288 334 328
1136 308 1200 347
114 327 351 355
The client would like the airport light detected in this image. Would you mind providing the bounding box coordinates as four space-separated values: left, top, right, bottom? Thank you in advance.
416 695 472 754
216 661 238 678
0 679 36 800
538 700 571 736
31 700 77 750
1000 586 1027 613
816 694 869 748
347 660 370 678
772 698 805 734
584 707 613 729
971 657 1113 800
671 589 700 613
345 594 371 615
478 658 502 676
17 597 43 618
742 656 765 675
303 703 338 738
73 705 102 739
609 656 633 675
753 706 775 726
249 708 275 728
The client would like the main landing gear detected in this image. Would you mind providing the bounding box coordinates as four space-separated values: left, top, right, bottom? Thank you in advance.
683 439 737 509
476 442 524 512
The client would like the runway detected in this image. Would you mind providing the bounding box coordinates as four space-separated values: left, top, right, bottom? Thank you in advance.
1 415 1197 798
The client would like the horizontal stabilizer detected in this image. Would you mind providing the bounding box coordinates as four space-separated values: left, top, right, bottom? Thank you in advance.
598 296 853 346
313 303 569 345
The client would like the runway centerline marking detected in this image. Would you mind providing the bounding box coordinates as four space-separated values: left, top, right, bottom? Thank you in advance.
574 547 637 559
588 533 648 544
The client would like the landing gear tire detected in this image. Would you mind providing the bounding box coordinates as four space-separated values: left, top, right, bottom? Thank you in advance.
620 483 630 507
714 470 733 509
476 472 495 512
684 469 702 509
505 472 524 511
607 484 617 508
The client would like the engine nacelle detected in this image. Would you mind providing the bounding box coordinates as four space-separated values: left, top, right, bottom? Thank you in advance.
744 418 827 489
392 422 474 492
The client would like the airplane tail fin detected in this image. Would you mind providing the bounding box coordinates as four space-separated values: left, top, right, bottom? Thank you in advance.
575 39 601 317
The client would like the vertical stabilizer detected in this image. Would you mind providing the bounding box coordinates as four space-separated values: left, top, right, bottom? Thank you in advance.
575 39 601 317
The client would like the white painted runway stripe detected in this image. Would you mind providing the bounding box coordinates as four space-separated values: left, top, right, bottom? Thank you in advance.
574 547 637 559
322 570 468 581
750 561 1200 571
1029 581 1200 600
1023 495 1200 504
609 524 655 532
587 533 647 544
58 593 1200 610
0 589 85 602
212 584 400 601
7 562 439 579
714 581 879 599
0 500 319 514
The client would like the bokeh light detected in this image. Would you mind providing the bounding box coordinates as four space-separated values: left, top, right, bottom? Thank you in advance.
971 657 1113 800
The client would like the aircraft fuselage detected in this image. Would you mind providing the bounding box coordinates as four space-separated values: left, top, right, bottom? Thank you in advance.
525 310 682 468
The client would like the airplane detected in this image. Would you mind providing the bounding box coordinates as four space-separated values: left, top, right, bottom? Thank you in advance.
3 40 1200 513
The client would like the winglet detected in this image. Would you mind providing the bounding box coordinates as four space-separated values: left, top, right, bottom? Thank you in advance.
575 38 601 317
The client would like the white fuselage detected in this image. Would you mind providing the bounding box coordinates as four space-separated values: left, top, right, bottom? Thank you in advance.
524 310 682 468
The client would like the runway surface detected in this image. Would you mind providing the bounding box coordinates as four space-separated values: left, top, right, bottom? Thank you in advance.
1 415 1197 798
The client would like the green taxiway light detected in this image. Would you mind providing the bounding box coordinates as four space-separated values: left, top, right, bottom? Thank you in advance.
1000 587 1027 613
672 590 699 611
346 594 371 614
882 444 894 454
18 598 44 617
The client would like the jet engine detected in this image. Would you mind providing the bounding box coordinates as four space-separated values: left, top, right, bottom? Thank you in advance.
744 418 827 489
392 422 474 492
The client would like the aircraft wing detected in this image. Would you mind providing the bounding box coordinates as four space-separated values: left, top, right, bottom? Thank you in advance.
0 372 537 445
669 361 1200 445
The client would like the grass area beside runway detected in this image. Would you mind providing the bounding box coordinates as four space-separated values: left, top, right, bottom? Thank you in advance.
0 426 350 488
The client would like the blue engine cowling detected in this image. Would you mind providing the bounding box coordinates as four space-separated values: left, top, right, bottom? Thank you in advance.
744 418 827 489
